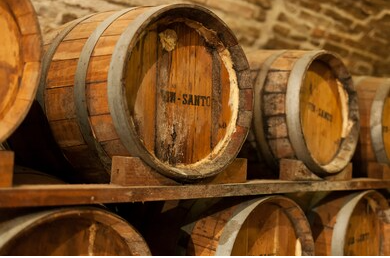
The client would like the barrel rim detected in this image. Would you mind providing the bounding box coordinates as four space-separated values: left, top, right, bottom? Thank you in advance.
286 50 360 175
108 3 252 180
0 0 42 142
214 195 315 256
0 206 151 255
330 190 388 256
370 79 390 164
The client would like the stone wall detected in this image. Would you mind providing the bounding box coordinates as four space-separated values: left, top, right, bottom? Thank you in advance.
31 0 390 76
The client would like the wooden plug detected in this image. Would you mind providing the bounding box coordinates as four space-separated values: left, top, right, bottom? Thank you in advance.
279 159 353 181
279 159 322 181
198 158 247 185
110 156 180 186
0 151 14 187
365 162 390 180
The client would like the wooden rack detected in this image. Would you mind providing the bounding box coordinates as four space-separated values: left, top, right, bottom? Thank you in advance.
1 151 390 208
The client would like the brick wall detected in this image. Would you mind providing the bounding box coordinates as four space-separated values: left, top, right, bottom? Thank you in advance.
32 0 390 76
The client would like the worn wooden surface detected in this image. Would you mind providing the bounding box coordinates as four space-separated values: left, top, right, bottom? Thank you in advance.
0 207 151 255
201 158 247 184
110 156 180 186
279 159 352 181
0 151 13 187
40 4 252 182
111 156 247 186
0 0 42 142
0 178 389 208
366 162 390 179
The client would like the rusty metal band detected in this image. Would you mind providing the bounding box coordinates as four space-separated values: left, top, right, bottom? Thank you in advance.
370 79 390 164
286 51 359 175
74 8 135 171
36 14 95 111
252 50 287 169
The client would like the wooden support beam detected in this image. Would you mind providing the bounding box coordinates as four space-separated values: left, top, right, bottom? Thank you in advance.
279 159 352 181
0 151 14 187
366 162 390 180
110 156 247 186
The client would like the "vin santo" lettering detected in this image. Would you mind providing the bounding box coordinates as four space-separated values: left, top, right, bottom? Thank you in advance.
161 89 211 107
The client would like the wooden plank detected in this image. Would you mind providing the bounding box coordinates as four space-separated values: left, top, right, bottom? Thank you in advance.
324 162 353 181
366 162 390 179
0 179 389 208
279 159 322 181
110 156 180 186
0 151 14 187
279 159 352 181
200 158 247 184
111 157 247 186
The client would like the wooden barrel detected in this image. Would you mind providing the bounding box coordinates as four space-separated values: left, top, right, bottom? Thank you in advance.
245 50 359 176
0 0 42 142
38 4 253 183
308 190 389 255
176 196 314 256
0 206 151 255
12 165 66 185
353 76 390 169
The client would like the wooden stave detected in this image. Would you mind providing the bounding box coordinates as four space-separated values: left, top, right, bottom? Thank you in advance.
247 49 359 176
0 0 42 143
353 76 390 166
38 4 253 182
0 206 151 255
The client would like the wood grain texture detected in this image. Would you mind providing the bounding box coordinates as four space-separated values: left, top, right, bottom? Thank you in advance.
0 179 389 208
244 49 358 178
279 159 352 181
184 196 314 255
353 76 390 176
0 207 151 255
300 61 343 165
0 151 14 187
0 0 42 142
110 157 247 186
308 190 389 255
40 4 252 182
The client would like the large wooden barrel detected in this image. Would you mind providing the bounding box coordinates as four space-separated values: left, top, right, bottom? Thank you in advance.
244 50 359 176
38 4 253 183
0 206 151 255
174 196 314 256
308 190 389 255
353 76 390 170
0 0 42 142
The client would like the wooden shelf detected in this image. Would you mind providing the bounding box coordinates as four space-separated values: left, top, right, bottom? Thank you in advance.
0 178 389 208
